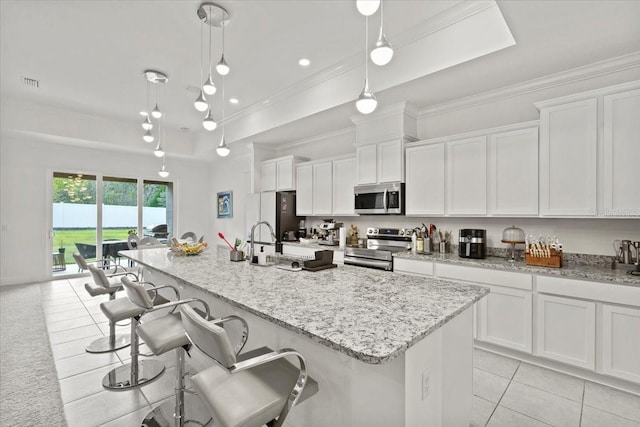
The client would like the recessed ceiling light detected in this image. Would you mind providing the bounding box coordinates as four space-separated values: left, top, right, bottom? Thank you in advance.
298 58 311 67
229 98 239 104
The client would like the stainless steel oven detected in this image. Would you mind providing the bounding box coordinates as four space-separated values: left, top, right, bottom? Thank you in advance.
354 182 405 215
343 227 412 271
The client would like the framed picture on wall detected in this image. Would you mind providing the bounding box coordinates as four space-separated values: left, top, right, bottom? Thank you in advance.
217 191 233 218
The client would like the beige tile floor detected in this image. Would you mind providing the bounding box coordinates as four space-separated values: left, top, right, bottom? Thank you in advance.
41 277 640 427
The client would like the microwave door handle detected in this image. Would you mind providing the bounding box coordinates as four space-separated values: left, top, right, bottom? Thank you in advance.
383 189 388 212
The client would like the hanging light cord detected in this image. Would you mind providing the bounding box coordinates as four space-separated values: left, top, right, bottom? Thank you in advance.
365 16 369 80
208 6 213 76
222 74 225 137
200 19 204 84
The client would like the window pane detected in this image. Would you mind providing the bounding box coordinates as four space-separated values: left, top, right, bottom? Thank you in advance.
52 173 97 267
143 180 173 239
102 177 137 257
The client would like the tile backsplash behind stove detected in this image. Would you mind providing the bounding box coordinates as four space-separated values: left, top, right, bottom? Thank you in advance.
304 216 640 258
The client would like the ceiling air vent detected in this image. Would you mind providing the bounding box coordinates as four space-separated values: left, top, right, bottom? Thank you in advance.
22 77 40 88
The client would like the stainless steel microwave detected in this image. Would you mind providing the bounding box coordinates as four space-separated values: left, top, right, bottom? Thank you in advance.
354 182 405 215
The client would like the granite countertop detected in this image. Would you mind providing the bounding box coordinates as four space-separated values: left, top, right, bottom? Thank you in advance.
120 246 488 364
393 251 640 287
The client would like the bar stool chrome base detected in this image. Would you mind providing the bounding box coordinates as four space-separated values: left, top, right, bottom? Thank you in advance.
102 359 165 390
141 395 213 427
85 334 131 353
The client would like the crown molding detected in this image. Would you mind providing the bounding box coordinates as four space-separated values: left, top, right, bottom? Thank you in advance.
275 127 355 151
418 51 640 119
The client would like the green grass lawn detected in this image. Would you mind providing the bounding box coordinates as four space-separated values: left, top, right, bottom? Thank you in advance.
53 228 132 263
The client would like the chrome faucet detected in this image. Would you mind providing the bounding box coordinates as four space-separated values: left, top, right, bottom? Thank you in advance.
249 221 277 264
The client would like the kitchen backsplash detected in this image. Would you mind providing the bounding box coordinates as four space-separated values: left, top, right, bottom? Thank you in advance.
304 215 640 258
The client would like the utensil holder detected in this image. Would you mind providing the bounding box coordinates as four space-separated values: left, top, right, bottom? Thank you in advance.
229 250 244 262
525 248 562 268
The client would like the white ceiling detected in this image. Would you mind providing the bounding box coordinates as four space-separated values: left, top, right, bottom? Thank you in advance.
1 0 639 158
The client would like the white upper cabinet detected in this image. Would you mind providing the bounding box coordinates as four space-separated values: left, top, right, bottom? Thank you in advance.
297 156 355 216
296 164 313 216
356 144 378 185
488 127 539 216
405 143 445 215
378 140 403 183
539 98 598 216
332 157 357 215
447 136 487 215
312 162 333 215
260 161 277 192
260 155 306 192
356 139 404 185
603 89 640 217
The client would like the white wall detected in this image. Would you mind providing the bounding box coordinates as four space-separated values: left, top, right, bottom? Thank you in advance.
209 148 253 251
0 135 212 285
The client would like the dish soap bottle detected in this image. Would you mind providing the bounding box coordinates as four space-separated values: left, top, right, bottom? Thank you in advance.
258 246 267 265
411 230 417 253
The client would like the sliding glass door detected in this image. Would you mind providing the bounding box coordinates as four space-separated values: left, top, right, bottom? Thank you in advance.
51 172 173 277
52 173 97 273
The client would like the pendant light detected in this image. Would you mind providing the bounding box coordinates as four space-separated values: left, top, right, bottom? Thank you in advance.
370 1 393 66
153 141 165 158
216 74 230 157
203 108 217 131
142 115 153 130
143 129 154 143
141 79 152 130
356 17 377 115
151 83 162 118
202 5 217 95
356 0 380 16
194 19 209 112
216 20 230 76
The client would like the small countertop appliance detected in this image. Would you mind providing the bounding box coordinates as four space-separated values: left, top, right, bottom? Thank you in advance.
459 229 487 259
318 220 344 246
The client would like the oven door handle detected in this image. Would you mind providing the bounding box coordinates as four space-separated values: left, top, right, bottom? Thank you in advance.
344 257 393 271
383 188 388 212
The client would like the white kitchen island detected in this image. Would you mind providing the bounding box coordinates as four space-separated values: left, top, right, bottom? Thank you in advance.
121 246 489 427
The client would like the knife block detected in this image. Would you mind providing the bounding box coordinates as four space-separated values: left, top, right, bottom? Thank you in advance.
525 248 562 268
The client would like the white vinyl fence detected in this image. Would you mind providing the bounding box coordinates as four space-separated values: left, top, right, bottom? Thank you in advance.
53 203 166 228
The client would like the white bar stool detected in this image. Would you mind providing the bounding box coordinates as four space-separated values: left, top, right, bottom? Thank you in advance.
180 304 319 427
121 276 213 427
83 261 139 353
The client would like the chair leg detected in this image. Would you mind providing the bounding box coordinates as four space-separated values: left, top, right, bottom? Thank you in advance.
140 347 212 427
102 315 165 390
86 293 130 353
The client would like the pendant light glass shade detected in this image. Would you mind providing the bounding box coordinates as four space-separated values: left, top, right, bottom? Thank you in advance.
142 115 153 130
143 130 154 143
158 164 169 178
356 0 380 16
216 54 230 76
203 74 216 95
154 140 165 157
203 108 217 131
370 34 393 66
356 79 377 114
371 3 393 67
216 136 230 157
194 90 208 112
151 104 162 119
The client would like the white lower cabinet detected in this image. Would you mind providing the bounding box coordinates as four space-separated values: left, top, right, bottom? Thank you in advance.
477 285 532 353
601 304 640 383
535 294 596 370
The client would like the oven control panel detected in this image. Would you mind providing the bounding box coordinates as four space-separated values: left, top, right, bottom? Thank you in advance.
366 228 414 238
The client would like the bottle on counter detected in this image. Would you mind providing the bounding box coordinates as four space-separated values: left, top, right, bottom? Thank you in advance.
416 232 424 254
411 230 417 253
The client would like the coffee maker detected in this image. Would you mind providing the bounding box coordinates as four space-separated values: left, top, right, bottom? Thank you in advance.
459 229 487 259
318 220 343 246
